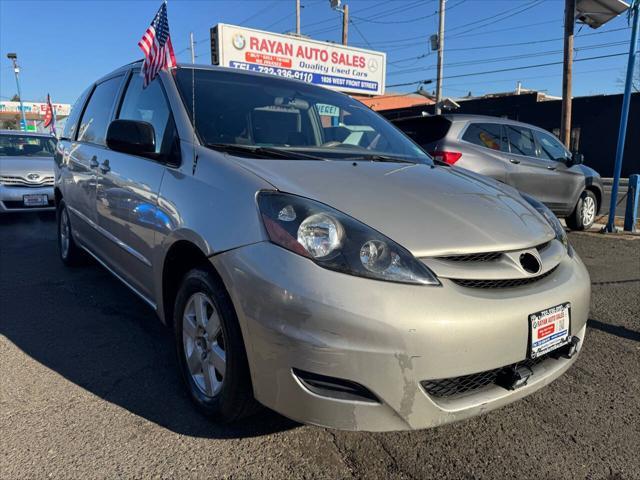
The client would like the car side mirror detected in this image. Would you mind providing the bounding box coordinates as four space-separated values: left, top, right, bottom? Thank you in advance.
570 151 584 165
106 119 155 157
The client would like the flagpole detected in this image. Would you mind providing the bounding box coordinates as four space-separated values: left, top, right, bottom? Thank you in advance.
52 103 57 136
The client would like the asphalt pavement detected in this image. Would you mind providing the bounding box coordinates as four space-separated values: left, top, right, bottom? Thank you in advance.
1 212 638 480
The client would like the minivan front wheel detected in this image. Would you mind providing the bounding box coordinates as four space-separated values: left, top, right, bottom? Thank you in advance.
567 190 597 231
174 268 258 422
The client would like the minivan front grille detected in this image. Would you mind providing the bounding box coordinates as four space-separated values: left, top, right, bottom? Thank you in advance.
436 241 552 264
438 251 502 262
450 266 557 289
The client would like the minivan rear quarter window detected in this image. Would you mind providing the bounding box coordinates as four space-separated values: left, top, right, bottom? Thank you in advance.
462 123 506 151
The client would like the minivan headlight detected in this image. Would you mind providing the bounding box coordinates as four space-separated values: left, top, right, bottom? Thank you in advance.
258 191 440 285
522 193 569 251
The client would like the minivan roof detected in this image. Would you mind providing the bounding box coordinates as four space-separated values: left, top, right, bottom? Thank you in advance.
100 60 357 95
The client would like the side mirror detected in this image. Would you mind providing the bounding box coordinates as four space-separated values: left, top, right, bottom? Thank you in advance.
570 151 584 165
106 119 155 157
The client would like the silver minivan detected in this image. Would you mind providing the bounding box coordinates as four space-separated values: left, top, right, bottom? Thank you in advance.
392 114 603 230
54 63 590 431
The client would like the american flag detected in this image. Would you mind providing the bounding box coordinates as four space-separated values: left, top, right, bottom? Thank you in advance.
138 1 176 88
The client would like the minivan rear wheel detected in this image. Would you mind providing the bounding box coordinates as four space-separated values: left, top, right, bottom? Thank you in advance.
567 190 597 231
174 268 259 422
57 200 84 266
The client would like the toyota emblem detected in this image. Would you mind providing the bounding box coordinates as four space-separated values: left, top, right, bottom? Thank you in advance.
27 173 40 182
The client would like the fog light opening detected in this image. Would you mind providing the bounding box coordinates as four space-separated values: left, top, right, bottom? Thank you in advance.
292 368 380 404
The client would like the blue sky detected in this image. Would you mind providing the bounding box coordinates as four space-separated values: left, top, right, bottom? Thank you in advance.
0 0 634 104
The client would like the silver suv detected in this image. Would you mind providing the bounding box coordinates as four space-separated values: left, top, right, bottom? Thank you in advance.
392 114 603 230
55 63 590 431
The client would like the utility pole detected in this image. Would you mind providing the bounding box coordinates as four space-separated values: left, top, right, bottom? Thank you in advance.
342 3 349 45
606 0 639 232
560 0 576 148
189 32 196 64
6 53 27 132
435 0 446 115
296 0 301 35
330 0 348 45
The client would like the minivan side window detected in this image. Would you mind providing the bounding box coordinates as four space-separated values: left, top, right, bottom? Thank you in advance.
117 73 173 154
77 76 123 146
61 86 92 141
462 123 506 151
534 129 568 162
505 125 536 157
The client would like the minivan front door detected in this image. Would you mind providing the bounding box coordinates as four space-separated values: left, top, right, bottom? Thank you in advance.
96 72 175 301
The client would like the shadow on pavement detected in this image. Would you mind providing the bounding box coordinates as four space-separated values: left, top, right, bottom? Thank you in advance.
0 213 298 439
587 319 640 342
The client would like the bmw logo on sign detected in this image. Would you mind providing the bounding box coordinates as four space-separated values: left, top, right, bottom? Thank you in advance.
232 33 246 50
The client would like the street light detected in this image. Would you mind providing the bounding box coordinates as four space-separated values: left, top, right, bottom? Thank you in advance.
576 0 629 28
6 53 28 132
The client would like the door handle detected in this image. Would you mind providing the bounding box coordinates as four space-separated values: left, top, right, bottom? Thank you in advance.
99 159 111 173
89 156 99 168
509 158 521 164
547 165 556 170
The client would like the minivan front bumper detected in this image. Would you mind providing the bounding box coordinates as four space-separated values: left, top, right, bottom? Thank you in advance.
212 242 590 431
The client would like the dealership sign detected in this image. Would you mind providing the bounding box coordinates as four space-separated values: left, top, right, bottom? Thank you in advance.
0 101 71 117
210 24 386 95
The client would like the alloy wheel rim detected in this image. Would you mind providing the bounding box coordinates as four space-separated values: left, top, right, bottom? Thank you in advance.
182 292 226 397
60 209 70 259
582 196 595 226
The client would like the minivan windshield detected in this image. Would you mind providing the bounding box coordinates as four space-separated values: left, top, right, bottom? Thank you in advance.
174 68 431 164
0 134 56 157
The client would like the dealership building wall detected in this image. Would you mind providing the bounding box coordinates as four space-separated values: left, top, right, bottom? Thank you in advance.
381 92 640 178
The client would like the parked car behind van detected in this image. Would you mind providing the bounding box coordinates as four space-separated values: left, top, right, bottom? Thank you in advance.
392 114 603 230
0 130 56 212
54 63 590 431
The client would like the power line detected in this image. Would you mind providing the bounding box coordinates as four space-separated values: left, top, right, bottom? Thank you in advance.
351 18 569 50
307 0 430 35
449 19 560 39
387 39 628 74
447 0 546 35
238 1 280 27
349 19 374 49
387 52 628 87
444 65 624 90
445 26 628 52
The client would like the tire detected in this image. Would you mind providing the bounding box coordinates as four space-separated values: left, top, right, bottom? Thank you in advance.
566 190 597 231
174 268 259 423
57 200 84 266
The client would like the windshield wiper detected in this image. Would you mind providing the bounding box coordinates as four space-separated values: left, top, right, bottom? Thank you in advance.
205 143 325 160
346 154 416 164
